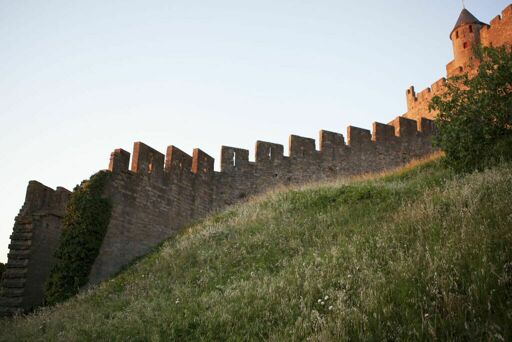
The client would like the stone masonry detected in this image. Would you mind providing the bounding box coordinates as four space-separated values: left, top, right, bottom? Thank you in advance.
0 116 436 316
88 116 435 284
0 182 69 316
1 4 511 316
403 5 512 123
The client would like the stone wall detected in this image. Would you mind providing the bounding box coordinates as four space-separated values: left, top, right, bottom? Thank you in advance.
5 4 511 317
0 113 435 316
403 78 447 122
0 182 69 316
481 5 512 47
403 4 512 122
88 116 436 284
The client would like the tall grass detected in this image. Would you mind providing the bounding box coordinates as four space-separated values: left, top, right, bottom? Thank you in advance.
1 157 511 341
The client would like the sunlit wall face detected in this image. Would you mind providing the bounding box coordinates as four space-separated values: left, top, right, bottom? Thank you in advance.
0 0 508 262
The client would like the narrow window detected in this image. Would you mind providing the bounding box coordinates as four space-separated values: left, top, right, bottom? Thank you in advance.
268 147 273 161
456 30 459 38
232 151 236 167
469 25 473 33
463 42 469 49
459 66 464 72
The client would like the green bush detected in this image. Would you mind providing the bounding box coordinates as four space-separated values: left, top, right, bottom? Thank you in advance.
430 46 512 173
44 171 112 305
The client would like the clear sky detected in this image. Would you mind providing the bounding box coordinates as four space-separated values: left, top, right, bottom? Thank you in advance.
0 0 509 263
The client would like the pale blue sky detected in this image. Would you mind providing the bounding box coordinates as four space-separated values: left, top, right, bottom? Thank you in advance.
0 0 509 262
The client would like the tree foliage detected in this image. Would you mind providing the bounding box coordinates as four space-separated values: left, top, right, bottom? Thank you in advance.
44 171 112 305
430 46 512 173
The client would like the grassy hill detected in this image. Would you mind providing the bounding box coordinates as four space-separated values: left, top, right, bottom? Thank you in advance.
1 155 511 341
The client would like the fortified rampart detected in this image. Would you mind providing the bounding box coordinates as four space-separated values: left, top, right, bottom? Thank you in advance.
0 183 69 316
1 116 435 315
1 4 511 317
89 116 434 284
403 4 512 122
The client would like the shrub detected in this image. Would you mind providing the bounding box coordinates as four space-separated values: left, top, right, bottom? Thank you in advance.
430 46 512 173
44 171 112 305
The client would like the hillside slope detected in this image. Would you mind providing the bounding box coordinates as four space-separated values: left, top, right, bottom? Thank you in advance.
1 156 511 341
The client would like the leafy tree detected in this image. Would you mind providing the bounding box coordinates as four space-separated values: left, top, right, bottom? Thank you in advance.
430 46 512 173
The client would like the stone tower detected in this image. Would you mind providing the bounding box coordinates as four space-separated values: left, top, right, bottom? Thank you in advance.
447 8 488 77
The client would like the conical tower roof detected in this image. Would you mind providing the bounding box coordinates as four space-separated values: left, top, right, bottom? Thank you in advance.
451 8 488 36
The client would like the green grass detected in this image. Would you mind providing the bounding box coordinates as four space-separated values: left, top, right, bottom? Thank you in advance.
1 156 512 341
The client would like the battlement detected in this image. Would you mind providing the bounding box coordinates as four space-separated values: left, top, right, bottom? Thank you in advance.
255 141 284 163
406 78 447 106
405 4 512 122
289 135 317 158
0 112 437 316
192 149 215 176
372 122 396 143
93 116 435 285
107 117 431 180
1 107 440 319
221 146 250 172
165 146 193 176
489 3 512 24
479 6 512 37
107 116 433 183
491 15 502 26
404 77 448 122
480 5 512 48
319 130 345 150
504 4 512 18
15 4 512 318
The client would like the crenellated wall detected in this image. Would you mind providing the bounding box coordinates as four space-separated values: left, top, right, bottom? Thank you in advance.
0 182 69 316
480 5 512 47
88 116 436 285
403 4 512 122
2 4 509 318
404 78 447 122
0 118 435 315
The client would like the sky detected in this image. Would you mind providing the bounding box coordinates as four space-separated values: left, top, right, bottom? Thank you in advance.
0 0 509 263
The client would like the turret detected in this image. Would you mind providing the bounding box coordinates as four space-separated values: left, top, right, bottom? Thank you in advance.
447 8 488 77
